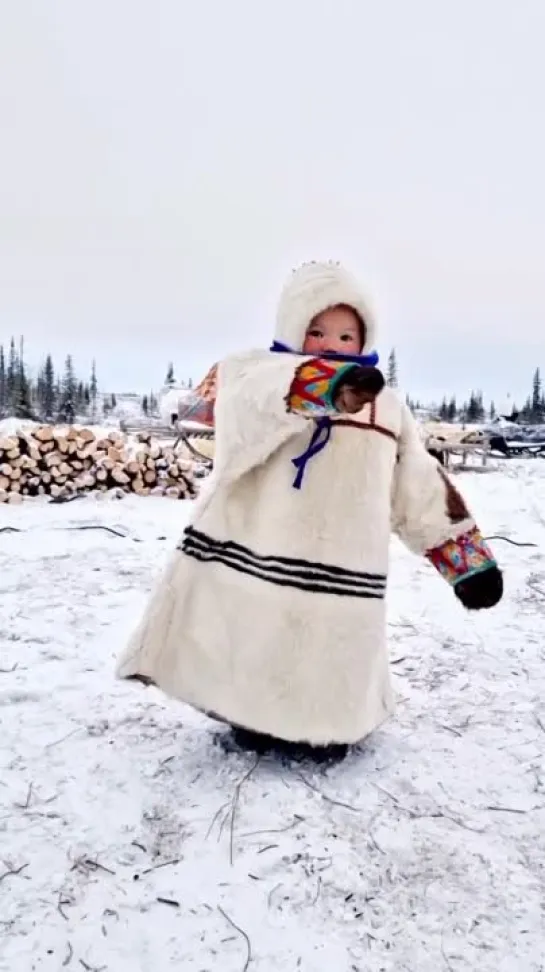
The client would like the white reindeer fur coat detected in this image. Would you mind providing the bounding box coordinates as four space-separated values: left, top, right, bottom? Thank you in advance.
117 262 476 744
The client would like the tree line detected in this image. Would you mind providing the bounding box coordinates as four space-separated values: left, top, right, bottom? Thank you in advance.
386 349 544 425
0 338 103 423
432 368 545 424
1 339 543 427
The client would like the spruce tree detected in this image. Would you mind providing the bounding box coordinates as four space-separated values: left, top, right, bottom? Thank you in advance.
57 355 77 423
164 363 176 387
90 360 98 421
386 349 398 388
11 337 33 418
42 355 56 420
0 345 5 415
531 368 542 421
6 338 17 412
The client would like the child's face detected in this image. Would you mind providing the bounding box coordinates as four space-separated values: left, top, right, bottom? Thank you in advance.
302 305 363 356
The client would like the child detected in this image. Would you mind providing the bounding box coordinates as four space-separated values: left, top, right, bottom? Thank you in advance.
117 261 503 763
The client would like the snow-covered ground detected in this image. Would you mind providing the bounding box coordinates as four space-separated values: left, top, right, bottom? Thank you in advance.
1 462 544 972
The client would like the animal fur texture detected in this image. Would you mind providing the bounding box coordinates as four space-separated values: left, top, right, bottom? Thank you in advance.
116 261 488 745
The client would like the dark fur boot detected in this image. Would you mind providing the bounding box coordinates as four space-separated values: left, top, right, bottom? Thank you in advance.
216 726 349 765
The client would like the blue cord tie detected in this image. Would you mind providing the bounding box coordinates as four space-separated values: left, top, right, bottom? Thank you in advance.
270 341 381 490
291 416 332 489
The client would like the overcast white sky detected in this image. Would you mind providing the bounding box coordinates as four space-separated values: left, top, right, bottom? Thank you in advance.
1 0 544 406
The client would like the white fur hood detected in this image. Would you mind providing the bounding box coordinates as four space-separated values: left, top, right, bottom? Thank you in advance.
275 260 378 353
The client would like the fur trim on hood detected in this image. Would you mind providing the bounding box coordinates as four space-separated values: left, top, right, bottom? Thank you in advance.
275 261 377 353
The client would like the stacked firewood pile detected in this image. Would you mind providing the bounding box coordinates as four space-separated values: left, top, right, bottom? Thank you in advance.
0 426 201 504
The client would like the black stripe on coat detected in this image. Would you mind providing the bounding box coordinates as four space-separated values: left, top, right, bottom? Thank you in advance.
178 525 387 599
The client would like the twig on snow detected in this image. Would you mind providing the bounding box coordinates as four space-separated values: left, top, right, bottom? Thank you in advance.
157 896 180 908
413 811 485 834
79 961 106 972
139 858 180 877
0 862 29 884
229 755 261 866
14 783 33 810
311 875 322 905
218 906 252 972
535 714 545 734
486 805 528 815
57 892 73 920
441 935 456 972
267 882 282 908
44 727 82 750
242 814 305 838
62 942 74 967
370 784 484 832
370 781 401 805
205 800 231 842
71 856 116 877
67 524 138 542
484 535 538 548
437 723 463 738
297 773 363 812
257 844 279 855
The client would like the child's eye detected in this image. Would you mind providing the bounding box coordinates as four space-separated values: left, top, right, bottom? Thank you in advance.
341 333 355 342
307 328 322 338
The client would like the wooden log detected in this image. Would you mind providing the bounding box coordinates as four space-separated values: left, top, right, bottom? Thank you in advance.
76 443 97 459
33 426 55 443
0 435 19 452
77 428 96 445
107 446 124 463
76 472 95 490
132 478 149 496
44 451 63 468
55 435 70 454
110 467 130 486
165 485 182 499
